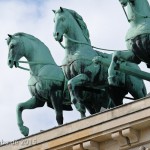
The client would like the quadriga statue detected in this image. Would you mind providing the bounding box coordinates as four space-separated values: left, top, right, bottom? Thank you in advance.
6 32 114 136
53 7 147 118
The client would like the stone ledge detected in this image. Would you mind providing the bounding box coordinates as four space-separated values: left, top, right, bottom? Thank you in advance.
0 97 150 150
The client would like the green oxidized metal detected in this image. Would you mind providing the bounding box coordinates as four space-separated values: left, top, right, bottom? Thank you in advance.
6 32 113 137
7 33 73 136
108 0 150 86
53 7 146 117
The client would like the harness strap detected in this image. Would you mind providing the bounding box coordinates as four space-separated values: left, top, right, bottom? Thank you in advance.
60 34 127 52
18 60 52 65
18 65 30 71
15 60 56 71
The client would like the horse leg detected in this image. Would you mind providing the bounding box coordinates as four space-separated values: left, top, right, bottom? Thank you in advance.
68 74 90 118
109 87 128 106
126 75 147 99
50 91 63 125
108 50 138 86
79 90 96 115
16 96 45 136
84 102 96 114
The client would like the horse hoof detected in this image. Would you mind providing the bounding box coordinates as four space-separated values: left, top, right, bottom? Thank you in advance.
21 126 29 137
81 113 86 119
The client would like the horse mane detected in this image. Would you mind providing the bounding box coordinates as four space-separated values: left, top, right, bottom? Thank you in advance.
65 8 91 44
13 32 49 48
13 32 41 42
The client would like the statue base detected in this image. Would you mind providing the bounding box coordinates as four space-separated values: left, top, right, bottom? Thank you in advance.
1 96 150 150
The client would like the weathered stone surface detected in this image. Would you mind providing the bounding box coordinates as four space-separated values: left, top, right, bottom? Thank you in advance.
0 97 150 150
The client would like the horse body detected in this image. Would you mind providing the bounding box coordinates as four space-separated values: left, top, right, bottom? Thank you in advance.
7 32 112 136
7 33 72 136
53 7 146 116
108 0 150 86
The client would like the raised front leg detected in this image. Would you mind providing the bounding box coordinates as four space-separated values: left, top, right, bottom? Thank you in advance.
16 96 45 136
68 74 90 118
108 50 136 86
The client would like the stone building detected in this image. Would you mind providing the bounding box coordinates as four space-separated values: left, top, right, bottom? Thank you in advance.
0 97 150 150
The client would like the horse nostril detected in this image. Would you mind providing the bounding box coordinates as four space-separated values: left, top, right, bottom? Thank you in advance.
9 60 11 64
57 32 59 37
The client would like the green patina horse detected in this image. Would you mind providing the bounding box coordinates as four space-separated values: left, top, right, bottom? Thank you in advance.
6 32 113 136
107 0 150 86
7 33 73 136
53 7 147 117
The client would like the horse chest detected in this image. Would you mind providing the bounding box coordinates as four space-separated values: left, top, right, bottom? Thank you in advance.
28 76 48 99
28 76 59 100
63 65 79 79
63 58 92 80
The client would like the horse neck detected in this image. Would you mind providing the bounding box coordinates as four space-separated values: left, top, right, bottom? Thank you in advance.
127 0 150 26
22 37 56 75
64 18 91 55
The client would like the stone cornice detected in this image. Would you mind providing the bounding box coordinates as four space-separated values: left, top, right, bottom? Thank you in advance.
1 97 150 150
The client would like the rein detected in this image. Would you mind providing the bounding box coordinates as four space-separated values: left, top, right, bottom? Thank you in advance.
16 58 92 71
122 6 131 22
17 59 92 71
18 65 30 71
16 60 55 71
59 34 127 52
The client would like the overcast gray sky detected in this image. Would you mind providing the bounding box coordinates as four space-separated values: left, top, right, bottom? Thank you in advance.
0 0 150 142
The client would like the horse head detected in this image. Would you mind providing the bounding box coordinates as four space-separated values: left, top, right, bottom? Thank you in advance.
53 7 91 49
53 7 73 42
7 34 24 68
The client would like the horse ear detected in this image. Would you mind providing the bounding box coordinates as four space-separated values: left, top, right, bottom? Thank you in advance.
60 7 63 12
130 0 135 5
8 34 12 38
52 10 56 13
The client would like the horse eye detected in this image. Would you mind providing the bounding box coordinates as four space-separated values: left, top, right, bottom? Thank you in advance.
61 17 65 21
10 45 15 49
